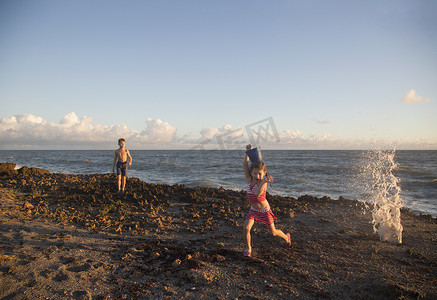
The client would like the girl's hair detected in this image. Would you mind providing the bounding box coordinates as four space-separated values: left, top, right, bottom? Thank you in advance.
249 161 267 179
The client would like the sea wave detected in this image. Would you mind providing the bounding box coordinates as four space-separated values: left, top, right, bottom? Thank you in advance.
178 178 236 189
1 149 436 217
396 165 434 176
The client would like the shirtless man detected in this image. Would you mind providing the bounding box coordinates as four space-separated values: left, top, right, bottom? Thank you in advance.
112 138 133 193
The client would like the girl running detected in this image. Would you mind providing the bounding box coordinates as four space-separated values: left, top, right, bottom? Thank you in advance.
243 144 291 257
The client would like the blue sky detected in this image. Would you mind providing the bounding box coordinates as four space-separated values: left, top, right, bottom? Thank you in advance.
1 0 436 150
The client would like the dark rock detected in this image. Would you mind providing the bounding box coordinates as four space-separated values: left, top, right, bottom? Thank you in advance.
298 195 316 202
0 162 18 176
18 166 50 177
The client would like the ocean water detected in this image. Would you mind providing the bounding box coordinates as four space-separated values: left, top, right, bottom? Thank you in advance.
1 150 436 217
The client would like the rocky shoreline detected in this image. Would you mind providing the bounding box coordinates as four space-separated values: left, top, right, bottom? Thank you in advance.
0 163 436 299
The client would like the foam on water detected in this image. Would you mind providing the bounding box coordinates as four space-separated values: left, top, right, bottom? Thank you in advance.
360 148 403 244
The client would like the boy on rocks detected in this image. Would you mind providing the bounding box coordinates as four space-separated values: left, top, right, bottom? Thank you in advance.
112 138 133 193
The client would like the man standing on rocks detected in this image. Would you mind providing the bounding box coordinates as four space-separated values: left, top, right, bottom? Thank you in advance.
112 138 133 194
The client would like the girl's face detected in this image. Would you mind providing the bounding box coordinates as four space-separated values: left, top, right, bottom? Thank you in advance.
251 168 266 181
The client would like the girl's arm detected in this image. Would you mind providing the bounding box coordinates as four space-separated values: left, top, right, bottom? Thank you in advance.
243 144 252 183
255 181 268 196
243 153 251 183
255 175 273 196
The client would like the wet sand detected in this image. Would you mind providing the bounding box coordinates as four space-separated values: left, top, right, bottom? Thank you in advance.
0 163 436 299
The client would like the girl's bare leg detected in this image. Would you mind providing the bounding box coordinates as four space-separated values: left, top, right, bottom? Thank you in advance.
243 218 255 251
267 223 289 242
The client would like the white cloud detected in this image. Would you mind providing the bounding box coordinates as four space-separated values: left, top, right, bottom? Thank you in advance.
192 126 338 150
139 118 177 143
277 130 336 149
187 124 436 150
0 112 177 149
199 124 240 141
199 127 220 140
191 125 246 150
280 129 305 141
0 113 435 150
401 89 432 103
60 112 79 126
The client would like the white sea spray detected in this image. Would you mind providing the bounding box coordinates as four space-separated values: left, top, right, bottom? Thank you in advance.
360 148 403 244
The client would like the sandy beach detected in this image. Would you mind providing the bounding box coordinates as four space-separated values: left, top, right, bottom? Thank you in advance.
0 163 436 299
